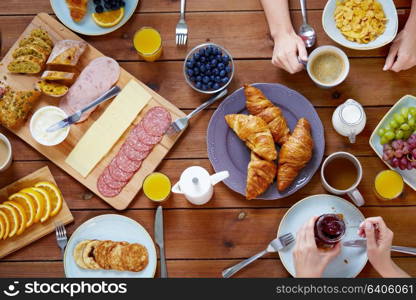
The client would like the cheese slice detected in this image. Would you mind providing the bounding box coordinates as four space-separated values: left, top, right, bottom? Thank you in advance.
66 80 152 177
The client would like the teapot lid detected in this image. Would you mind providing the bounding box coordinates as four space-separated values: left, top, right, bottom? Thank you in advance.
178 166 211 197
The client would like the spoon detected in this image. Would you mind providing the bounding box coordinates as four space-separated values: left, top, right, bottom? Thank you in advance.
299 0 316 48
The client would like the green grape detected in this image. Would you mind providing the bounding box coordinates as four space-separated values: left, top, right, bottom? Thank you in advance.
395 130 404 140
409 118 415 128
410 107 416 117
404 130 412 140
385 130 395 140
394 113 405 124
389 120 399 129
385 125 392 131
380 136 389 144
401 123 410 131
377 128 386 137
401 107 409 118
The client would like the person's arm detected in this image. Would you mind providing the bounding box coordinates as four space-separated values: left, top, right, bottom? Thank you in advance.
260 0 307 74
293 217 341 277
384 0 416 72
358 217 410 278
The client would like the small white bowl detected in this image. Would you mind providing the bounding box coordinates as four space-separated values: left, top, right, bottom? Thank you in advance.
0 133 12 172
322 0 398 50
30 106 70 147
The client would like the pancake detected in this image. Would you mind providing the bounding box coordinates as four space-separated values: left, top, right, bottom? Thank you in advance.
121 243 149 272
73 240 90 269
108 242 128 271
82 240 100 269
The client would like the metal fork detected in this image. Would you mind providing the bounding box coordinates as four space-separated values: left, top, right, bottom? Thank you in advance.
55 222 68 257
175 0 188 46
166 89 228 135
222 233 294 278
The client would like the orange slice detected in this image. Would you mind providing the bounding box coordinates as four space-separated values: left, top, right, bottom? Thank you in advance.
9 192 36 227
21 188 45 223
0 209 9 240
32 187 51 223
34 182 63 217
92 7 124 28
4 201 27 236
0 203 19 238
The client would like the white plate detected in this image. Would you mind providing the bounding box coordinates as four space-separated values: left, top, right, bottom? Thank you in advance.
50 0 139 36
369 95 416 191
322 0 398 50
277 194 367 278
64 214 157 278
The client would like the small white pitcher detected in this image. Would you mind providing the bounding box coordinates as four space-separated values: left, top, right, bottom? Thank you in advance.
172 166 229 205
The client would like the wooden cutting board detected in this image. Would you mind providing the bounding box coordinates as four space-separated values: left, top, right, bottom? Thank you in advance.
0 13 186 210
0 166 73 259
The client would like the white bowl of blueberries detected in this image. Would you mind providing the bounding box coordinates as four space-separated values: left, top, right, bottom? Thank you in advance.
184 43 234 94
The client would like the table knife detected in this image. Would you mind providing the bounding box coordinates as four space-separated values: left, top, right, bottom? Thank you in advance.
46 85 121 133
155 205 167 277
343 239 416 255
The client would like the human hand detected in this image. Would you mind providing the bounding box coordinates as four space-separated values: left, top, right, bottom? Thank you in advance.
293 216 341 277
383 27 416 72
358 217 409 277
272 31 308 74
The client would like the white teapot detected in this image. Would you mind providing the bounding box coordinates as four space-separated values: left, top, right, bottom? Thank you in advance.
172 166 229 205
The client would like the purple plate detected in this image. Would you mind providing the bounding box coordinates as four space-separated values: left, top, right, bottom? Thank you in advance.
207 83 325 200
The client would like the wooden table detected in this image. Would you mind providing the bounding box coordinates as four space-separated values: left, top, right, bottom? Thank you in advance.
0 0 415 278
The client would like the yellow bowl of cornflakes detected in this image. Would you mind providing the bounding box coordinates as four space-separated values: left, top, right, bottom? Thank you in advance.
322 0 398 50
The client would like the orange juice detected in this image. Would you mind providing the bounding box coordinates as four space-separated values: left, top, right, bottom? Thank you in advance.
133 27 162 62
374 170 404 200
143 172 171 202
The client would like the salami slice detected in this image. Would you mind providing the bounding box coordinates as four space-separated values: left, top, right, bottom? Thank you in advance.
97 173 122 198
115 149 142 173
126 129 153 152
121 143 150 162
134 122 162 145
142 106 171 137
108 158 134 182
101 167 127 190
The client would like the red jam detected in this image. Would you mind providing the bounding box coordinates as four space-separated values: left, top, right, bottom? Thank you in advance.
314 214 346 247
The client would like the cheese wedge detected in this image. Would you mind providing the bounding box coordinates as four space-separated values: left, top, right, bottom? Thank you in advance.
65 80 152 177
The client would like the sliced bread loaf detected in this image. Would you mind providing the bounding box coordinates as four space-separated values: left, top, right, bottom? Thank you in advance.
7 55 44 74
12 44 49 61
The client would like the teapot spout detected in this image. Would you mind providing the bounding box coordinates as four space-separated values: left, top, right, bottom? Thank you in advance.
171 182 183 194
210 171 230 186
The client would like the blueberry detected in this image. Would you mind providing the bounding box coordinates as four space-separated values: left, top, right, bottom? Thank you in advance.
195 61 201 67
216 54 222 62
190 76 196 82
200 64 206 73
211 59 217 66
209 55 215 61
223 59 229 67
207 81 213 88
212 68 219 75
193 67 200 75
196 75 202 82
212 47 219 55
202 84 208 91
222 54 230 63
218 63 225 70
194 53 200 61
111 3 119 9
217 48 223 56
205 70 212 76
202 76 210 83
219 70 226 77
120 0 126 6
221 76 229 84
104 2 111 9
215 76 221 82
205 63 211 70
95 4 104 12
187 69 194 76
213 83 220 90
195 82 202 89
225 65 232 73
200 56 206 63
210 75 215 81
93 0 101 4
199 48 206 56
206 46 212 55
186 61 194 69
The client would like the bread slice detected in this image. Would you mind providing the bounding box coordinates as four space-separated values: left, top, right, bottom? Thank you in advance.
12 44 49 61
30 28 53 47
7 55 44 74
41 70 76 85
19 36 52 53
36 80 69 97
47 40 87 67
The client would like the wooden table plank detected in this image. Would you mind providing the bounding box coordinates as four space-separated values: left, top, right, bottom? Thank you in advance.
0 0 411 15
1 257 415 277
0 157 415 210
2 208 415 261
0 11 411 61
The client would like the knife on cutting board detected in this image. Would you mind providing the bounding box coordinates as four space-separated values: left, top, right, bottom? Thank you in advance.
155 205 167 278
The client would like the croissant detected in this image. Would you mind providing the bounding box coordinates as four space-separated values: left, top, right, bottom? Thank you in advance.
277 118 313 191
246 152 276 200
244 84 290 145
225 114 277 161
66 0 88 22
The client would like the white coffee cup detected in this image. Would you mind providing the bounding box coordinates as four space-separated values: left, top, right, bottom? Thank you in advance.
0 133 12 172
306 45 350 89
321 151 364 207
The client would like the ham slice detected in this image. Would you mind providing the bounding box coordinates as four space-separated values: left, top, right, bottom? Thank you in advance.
59 56 120 122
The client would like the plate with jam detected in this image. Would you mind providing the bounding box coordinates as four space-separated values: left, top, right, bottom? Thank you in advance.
277 194 367 277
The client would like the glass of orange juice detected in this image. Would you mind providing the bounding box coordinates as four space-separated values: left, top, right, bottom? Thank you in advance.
133 27 163 62
143 172 171 202
374 170 404 201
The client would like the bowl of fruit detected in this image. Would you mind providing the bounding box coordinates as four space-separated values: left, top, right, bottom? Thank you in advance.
370 95 416 190
183 43 234 94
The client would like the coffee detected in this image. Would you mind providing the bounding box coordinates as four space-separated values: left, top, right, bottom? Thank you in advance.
310 51 345 84
324 157 357 190
0 139 10 167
